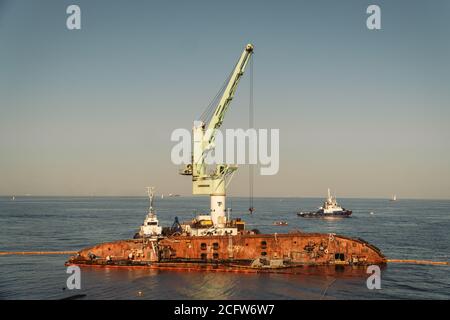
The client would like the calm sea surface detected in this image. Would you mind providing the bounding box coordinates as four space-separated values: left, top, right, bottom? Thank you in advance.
0 196 449 299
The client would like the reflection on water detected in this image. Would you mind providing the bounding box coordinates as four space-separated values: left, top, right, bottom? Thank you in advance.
75 265 385 300
0 197 449 299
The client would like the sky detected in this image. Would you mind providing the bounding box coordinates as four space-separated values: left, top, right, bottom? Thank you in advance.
0 0 449 199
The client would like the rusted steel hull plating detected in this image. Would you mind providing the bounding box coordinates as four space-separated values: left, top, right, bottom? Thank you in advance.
67 232 386 273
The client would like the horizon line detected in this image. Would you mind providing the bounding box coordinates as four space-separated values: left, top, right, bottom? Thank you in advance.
1 195 450 201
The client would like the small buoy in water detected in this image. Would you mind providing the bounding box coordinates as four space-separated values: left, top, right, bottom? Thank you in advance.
137 291 144 297
370 212 374 215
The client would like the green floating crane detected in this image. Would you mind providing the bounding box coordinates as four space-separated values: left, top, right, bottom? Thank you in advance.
180 44 254 228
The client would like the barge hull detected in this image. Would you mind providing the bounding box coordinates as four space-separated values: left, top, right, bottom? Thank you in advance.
67 232 386 272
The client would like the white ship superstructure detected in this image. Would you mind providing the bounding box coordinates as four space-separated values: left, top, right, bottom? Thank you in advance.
321 188 344 213
138 187 162 238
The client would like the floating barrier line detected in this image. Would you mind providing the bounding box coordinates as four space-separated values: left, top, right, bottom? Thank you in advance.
0 251 77 256
387 259 449 266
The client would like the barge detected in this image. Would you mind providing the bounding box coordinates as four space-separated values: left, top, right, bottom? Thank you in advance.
67 232 386 271
66 44 386 273
67 189 386 272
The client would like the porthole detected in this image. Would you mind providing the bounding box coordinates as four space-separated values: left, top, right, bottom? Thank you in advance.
261 241 267 249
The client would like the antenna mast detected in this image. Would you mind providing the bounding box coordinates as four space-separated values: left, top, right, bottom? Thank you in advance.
147 186 155 214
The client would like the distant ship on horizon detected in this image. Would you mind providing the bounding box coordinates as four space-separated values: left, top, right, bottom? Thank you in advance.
390 194 397 201
168 193 180 197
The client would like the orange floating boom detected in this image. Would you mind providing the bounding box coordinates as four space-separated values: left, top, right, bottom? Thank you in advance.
0 251 77 255
387 259 449 266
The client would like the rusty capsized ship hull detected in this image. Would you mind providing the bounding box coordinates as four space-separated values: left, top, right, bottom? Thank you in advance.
67 232 386 272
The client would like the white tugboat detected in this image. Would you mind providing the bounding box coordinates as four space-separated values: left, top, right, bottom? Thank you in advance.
298 188 352 218
134 187 162 238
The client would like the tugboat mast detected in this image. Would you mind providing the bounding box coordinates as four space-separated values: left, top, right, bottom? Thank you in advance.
147 186 155 214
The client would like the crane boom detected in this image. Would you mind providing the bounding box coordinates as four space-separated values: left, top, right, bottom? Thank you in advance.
204 44 254 144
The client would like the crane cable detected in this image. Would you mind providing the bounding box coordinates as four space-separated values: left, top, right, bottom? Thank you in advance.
199 61 238 124
248 55 255 214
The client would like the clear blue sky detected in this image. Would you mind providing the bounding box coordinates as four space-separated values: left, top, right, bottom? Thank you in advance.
1 0 449 198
